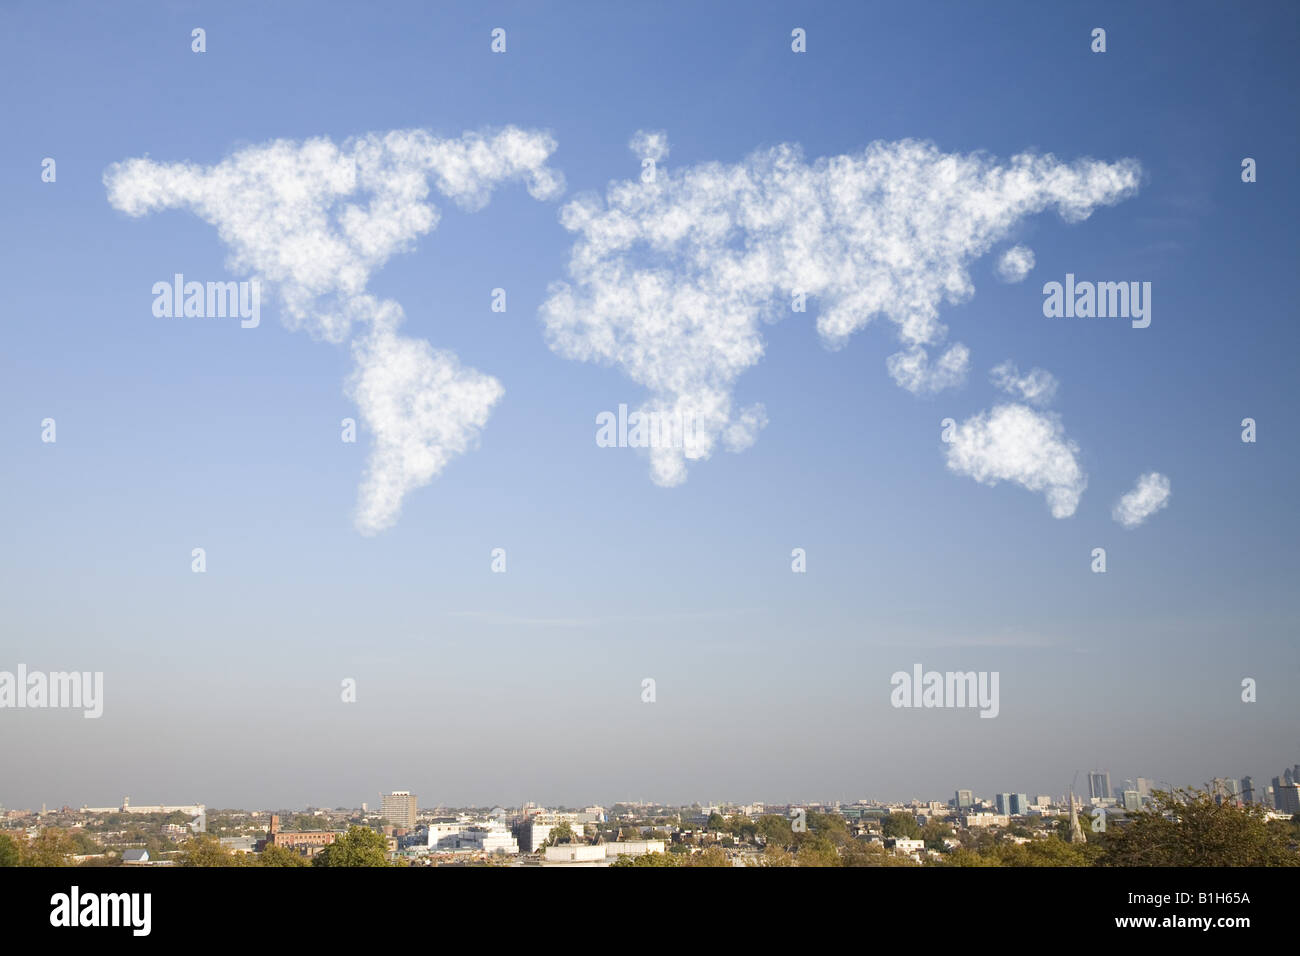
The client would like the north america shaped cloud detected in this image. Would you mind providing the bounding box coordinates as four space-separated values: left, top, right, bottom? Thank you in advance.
542 136 1140 487
105 127 563 534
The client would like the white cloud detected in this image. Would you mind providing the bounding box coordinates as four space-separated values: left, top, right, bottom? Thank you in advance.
628 129 670 162
989 360 1059 406
995 244 1035 282
543 138 1139 485
105 127 563 534
1113 472 1171 528
888 343 971 395
944 404 1087 518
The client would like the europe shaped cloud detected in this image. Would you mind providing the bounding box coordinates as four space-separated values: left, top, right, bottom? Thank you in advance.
1113 472 1172 528
105 127 564 534
989 360 1059 406
944 404 1087 518
995 244 1036 282
542 136 1140 487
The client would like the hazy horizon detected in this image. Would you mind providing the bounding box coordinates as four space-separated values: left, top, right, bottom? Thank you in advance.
3 1 1297 812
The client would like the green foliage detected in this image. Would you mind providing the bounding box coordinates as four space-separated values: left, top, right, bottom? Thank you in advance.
921 820 953 851
793 833 840 867
178 833 242 867
841 840 918 867
22 829 78 867
1100 788 1300 867
881 812 921 840
0 833 21 867
313 826 391 867
756 814 794 849
611 851 679 867
540 821 575 848
682 846 731 867
255 844 310 867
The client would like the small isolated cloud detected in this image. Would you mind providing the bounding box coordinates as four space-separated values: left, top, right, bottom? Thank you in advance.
945 404 1087 518
989 360 1058 406
1113 472 1171 528
544 137 1139 485
629 129 670 162
105 127 563 534
995 244 1035 282
888 343 971 395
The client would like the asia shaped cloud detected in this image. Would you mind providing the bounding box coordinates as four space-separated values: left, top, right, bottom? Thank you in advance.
944 404 1087 518
543 136 1140 486
989 360 1059 406
995 244 1035 282
1113 472 1172 528
104 127 564 534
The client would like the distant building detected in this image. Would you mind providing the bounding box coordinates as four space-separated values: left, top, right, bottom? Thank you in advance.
963 813 1008 828
1009 794 1030 816
1088 772 1111 802
1121 790 1142 812
994 793 1013 816
381 791 418 829
260 814 341 856
1276 784 1300 815
122 849 150 864
543 844 606 865
884 838 925 855
954 790 974 809
80 797 205 817
458 824 519 854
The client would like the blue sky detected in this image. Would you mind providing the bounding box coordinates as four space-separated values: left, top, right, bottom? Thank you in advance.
1 0 1297 810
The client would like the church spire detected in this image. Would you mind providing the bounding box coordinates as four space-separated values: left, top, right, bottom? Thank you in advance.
1067 792 1085 843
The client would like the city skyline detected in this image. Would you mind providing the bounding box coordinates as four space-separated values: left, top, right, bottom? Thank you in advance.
3 1 1297 810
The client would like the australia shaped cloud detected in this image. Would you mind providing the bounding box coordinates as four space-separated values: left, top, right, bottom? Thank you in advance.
105 127 564 534
542 134 1140 487
944 403 1087 519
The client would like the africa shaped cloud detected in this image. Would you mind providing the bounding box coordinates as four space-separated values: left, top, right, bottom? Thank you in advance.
944 404 1087 518
105 127 564 534
542 136 1140 486
989 360 1059 406
1113 472 1172 528
995 244 1036 282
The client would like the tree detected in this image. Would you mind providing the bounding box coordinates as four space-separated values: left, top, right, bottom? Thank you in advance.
256 844 310 867
758 845 795 867
1101 788 1300 867
22 829 77 867
806 811 851 845
611 851 678 867
683 846 731 867
541 821 575 848
794 833 840 867
313 826 391 867
756 815 794 849
705 812 727 831
842 840 917 867
881 812 921 840
0 833 24 866
921 821 953 851
178 834 241 867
